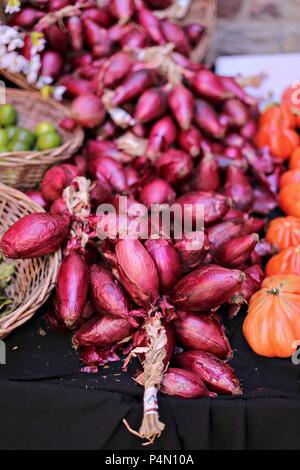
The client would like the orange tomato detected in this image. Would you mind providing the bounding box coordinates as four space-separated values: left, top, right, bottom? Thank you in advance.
266 246 300 276
280 169 300 189
266 216 300 250
260 103 297 129
243 274 300 358
279 183 300 217
289 147 300 169
256 121 299 160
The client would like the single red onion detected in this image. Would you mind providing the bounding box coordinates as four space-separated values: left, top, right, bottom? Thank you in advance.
219 76 256 107
194 99 225 139
71 94 105 128
56 252 89 328
121 28 150 48
216 234 259 268
193 70 230 101
50 197 69 218
136 2 165 45
83 18 112 51
147 116 177 160
160 368 213 398
224 167 254 212
208 220 245 255
49 0 70 10
116 238 160 306
140 179 176 207
90 179 113 206
193 153 220 192
40 51 63 80
111 69 156 107
66 16 83 51
73 314 135 348
171 265 245 312
25 190 49 210
176 192 231 226
241 119 258 141
168 84 194 130
134 87 167 123
109 0 135 24
223 98 249 127
161 20 191 55
176 351 241 395
175 231 210 274
102 51 133 88
185 23 205 44
61 76 95 97
10 8 44 28
156 149 193 185
1 213 69 259
224 146 242 160
178 126 202 157
87 140 130 163
88 156 128 192
41 164 81 202
174 312 233 359
45 24 68 53
145 239 181 293
253 187 278 215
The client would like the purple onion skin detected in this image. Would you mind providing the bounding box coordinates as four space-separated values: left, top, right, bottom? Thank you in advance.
73 314 134 349
175 231 210 274
90 265 130 319
116 238 160 307
176 192 231 226
56 252 89 328
171 265 245 312
174 312 233 359
176 350 241 395
160 368 213 398
145 239 181 293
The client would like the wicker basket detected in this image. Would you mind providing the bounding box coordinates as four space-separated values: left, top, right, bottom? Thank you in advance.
0 88 84 190
0 184 61 339
0 0 217 90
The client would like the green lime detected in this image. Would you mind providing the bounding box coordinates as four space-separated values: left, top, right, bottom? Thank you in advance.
0 145 8 153
7 140 31 152
36 132 62 151
6 125 17 141
0 128 8 146
13 128 36 147
0 104 17 126
35 121 56 136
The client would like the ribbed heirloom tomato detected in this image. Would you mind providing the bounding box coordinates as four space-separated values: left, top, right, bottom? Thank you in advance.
280 169 300 189
243 275 300 358
289 147 300 170
266 246 300 276
266 216 300 250
279 183 300 217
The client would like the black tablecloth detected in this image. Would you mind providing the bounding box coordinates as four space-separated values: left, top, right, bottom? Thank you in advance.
1 308 300 450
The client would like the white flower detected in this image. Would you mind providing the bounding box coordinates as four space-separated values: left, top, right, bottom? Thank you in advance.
5 0 21 14
0 51 27 73
53 85 66 101
36 75 53 88
30 32 46 55
0 26 19 46
7 37 24 52
26 54 41 84
0 45 7 59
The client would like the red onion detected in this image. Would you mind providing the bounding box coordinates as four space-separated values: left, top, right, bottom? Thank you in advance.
178 126 202 158
109 0 135 24
219 76 256 107
171 265 245 312
241 119 258 141
80 345 120 368
10 8 44 28
83 18 111 51
56 252 89 328
50 197 69 218
134 88 167 123
136 2 165 45
59 117 77 131
223 98 249 127
193 153 220 192
252 187 278 215
168 84 194 130
160 368 212 398
140 179 176 207
216 234 259 268
40 51 63 81
45 25 68 53
82 7 113 28
90 179 113 206
71 94 105 128
145 239 181 293
225 133 245 148
174 311 233 359
147 116 177 160
161 20 191 56
61 76 95 97
208 220 245 255
87 140 130 163
193 70 230 101
66 16 83 51
224 167 253 212
121 28 149 48
116 238 160 307
1 213 69 259
185 24 205 44
156 149 193 185
88 156 127 192
194 99 225 139
224 146 242 160
229 264 264 317
73 314 134 348
102 51 133 88
25 190 49 210
49 0 70 11
175 231 210 274
176 351 241 395
111 69 156 107
97 120 118 140
176 192 231 226
41 164 81 202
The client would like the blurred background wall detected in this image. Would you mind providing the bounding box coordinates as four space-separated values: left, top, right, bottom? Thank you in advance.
208 0 300 60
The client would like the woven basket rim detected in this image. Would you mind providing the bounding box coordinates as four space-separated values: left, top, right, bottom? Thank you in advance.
0 88 84 165
0 183 61 339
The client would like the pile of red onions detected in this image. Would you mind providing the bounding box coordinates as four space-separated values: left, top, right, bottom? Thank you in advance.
1 0 283 401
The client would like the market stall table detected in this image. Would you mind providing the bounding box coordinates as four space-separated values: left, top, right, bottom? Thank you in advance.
1 308 300 450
